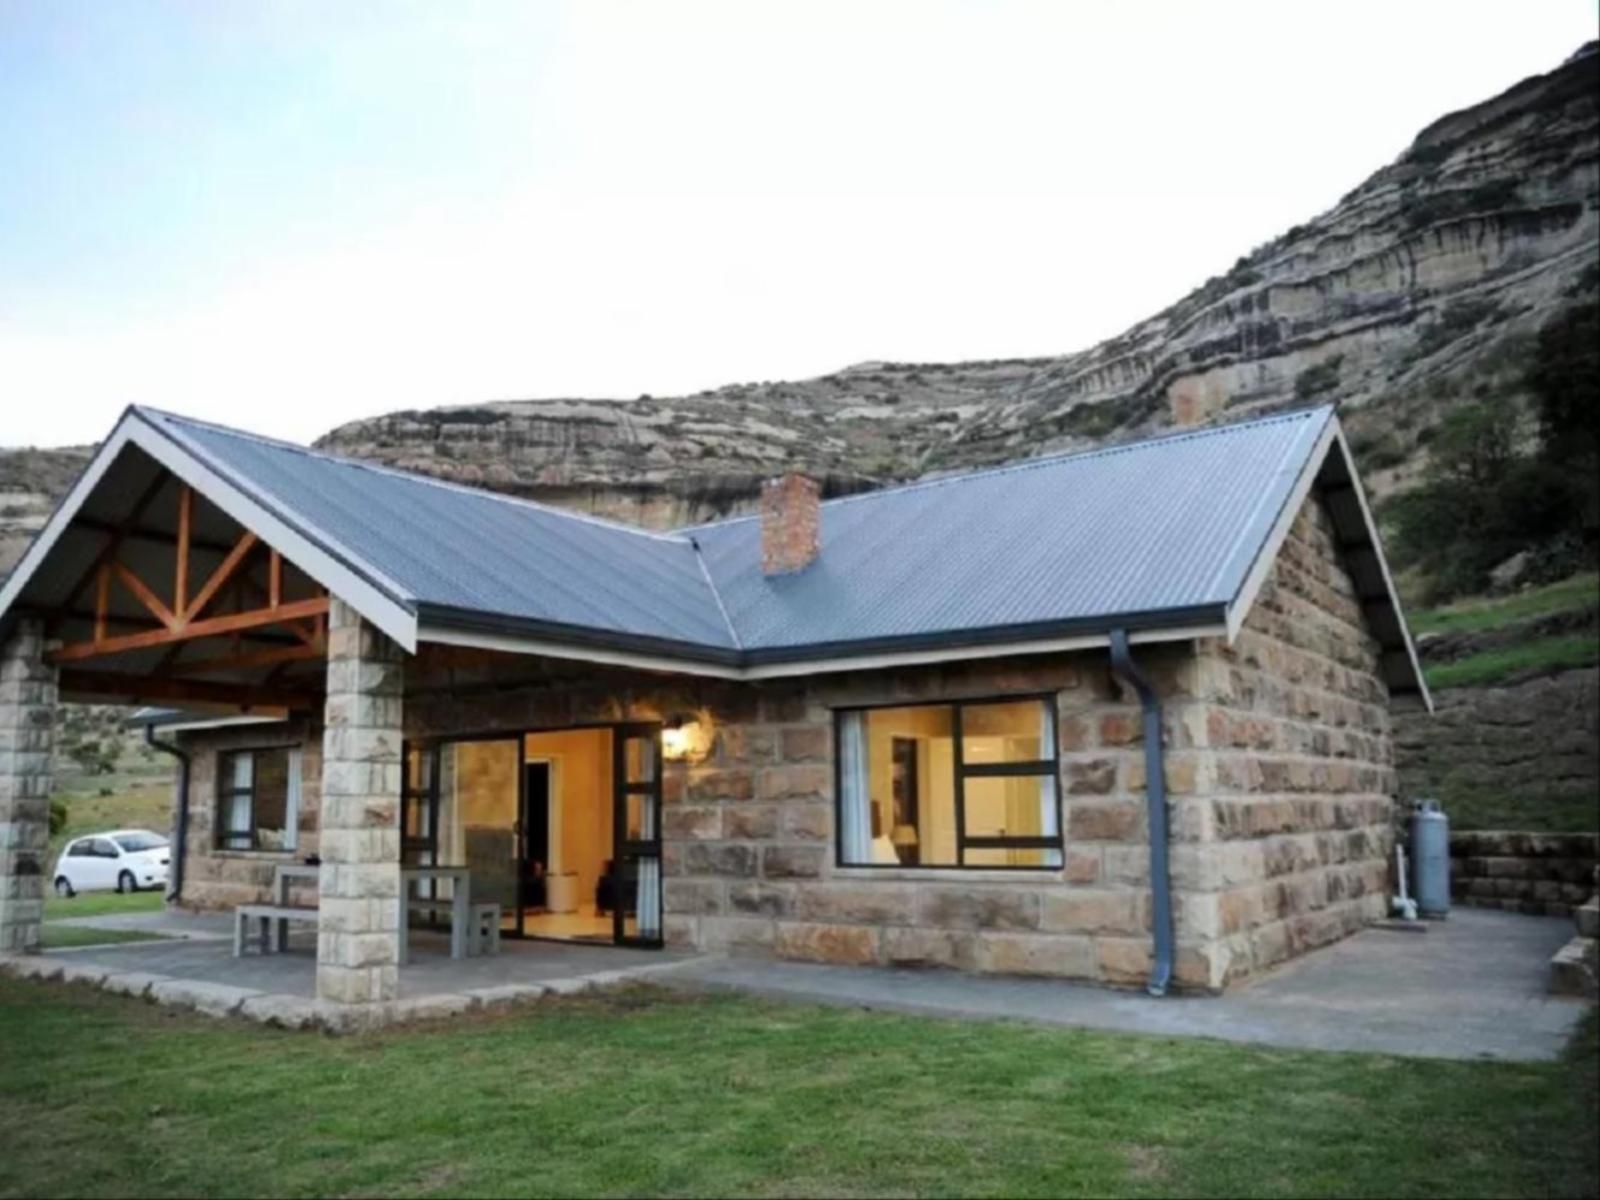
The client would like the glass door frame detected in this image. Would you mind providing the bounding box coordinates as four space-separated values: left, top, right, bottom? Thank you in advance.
612 722 665 949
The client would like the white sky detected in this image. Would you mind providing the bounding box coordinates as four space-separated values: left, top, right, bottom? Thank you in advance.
1 0 1595 448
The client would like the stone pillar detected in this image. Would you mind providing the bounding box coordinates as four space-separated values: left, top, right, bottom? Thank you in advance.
0 618 57 955
316 600 404 1008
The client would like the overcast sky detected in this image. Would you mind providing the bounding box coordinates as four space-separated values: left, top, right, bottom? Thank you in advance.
1 0 1594 448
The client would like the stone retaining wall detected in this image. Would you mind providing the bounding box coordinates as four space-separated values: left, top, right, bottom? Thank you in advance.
1449 830 1598 917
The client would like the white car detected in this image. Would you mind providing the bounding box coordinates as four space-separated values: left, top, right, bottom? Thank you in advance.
52 829 171 897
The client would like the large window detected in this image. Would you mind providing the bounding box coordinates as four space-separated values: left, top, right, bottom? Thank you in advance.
836 697 1061 869
216 747 301 852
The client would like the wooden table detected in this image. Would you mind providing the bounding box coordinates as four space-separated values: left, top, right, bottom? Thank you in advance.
398 865 472 964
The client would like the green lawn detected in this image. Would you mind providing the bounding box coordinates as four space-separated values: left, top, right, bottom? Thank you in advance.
0 979 1595 1200
1411 573 1599 636
38 925 168 950
43 888 165 922
1425 633 1600 690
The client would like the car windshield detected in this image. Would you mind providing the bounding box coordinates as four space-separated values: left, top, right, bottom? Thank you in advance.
114 833 167 853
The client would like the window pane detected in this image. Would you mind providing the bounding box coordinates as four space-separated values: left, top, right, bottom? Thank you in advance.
251 750 291 851
229 752 254 790
961 700 1048 764
852 705 956 866
624 736 657 785
961 774 1064 868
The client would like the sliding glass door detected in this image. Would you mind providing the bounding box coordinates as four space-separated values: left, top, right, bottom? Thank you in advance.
612 724 664 947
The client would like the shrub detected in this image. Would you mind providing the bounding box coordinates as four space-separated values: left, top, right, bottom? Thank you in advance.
1294 355 1344 401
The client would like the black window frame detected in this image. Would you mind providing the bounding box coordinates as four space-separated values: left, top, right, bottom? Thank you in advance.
215 745 298 853
833 693 1064 871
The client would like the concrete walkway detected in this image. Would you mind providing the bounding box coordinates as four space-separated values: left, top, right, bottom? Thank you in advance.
665 908 1587 1062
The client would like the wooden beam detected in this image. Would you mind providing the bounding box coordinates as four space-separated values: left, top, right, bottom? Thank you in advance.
48 595 330 664
183 531 259 623
59 669 318 711
175 485 193 617
58 473 171 616
112 560 179 630
168 641 325 677
44 608 303 643
268 549 282 609
94 565 109 644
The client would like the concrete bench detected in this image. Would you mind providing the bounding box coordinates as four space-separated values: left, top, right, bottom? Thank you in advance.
234 904 317 957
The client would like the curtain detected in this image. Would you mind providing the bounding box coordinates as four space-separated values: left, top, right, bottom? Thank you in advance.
636 858 661 939
1039 704 1062 866
283 748 302 852
838 711 871 864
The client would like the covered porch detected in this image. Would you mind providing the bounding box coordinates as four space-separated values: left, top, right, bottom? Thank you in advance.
0 409 676 1020
11 907 700 1028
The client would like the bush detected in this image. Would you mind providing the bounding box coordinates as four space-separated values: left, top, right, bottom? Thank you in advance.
1294 355 1344 401
49 799 67 838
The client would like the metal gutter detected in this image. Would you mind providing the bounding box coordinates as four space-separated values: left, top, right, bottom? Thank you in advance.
143 725 191 906
1108 628 1175 997
414 600 1230 674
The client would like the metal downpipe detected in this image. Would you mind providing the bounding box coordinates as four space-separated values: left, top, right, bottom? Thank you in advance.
144 726 191 905
1108 629 1175 997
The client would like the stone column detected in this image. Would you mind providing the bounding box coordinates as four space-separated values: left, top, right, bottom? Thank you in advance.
316 600 404 1009
0 618 57 955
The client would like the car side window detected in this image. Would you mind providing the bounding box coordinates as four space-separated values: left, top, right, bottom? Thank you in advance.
91 838 119 858
67 841 92 858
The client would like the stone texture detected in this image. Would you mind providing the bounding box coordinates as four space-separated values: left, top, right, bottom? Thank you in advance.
0 618 55 955
315 600 404 1007
1449 831 1600 919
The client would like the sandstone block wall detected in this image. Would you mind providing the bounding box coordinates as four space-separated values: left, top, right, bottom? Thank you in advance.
173 717 321 911
1186 494 1397 987
0 618 56 954
315 600 404 1006
1450 830 1598 917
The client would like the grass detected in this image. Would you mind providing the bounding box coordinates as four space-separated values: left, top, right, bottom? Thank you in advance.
44 889 165 922
1443 787 1600 834
48 782 172 862
38 925 168 950
1 980 1595 1200
1424 634 1599 690
1411 573 1598 636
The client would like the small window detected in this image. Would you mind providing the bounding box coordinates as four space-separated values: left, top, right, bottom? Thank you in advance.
216 747 302 852
90 838 120 859
67 840 94 859
836 697 1062 870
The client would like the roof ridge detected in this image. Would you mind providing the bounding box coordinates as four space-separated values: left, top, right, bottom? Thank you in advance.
676 404 1335 533
132 406 693 546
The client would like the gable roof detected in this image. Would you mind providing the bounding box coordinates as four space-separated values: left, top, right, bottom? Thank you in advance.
0 403 1429 705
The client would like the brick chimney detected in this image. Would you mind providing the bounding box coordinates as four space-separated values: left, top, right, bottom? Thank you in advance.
761 473 821 575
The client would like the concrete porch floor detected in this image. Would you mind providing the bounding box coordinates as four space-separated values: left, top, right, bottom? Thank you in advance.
9 906 1587 1057
662 908 1587 1063
9 908 702 1026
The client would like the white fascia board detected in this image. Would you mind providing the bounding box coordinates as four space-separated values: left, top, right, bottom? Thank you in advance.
1222 416 1432 713
1328 425 1433 714
128 415 420 652
416 621 1227 682
0 420 138 625
0 410 420 653
145 714 289 734
1224 416 1338 644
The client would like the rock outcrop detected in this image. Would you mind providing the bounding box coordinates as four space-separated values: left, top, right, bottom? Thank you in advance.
315 43 1600 527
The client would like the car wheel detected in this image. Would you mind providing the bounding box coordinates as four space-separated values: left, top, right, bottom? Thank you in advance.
117 871 138 894
54 876 75 899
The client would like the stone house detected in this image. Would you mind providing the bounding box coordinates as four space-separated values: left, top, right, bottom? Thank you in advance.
0 403 1428 1019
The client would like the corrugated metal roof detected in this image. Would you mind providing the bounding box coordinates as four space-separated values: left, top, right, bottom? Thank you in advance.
138 408 739 651
685 406 1334 652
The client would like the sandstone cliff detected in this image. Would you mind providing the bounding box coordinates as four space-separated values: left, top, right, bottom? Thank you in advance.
313 44 1599 528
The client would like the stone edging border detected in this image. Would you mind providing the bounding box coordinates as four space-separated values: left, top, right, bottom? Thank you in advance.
0 953 712 1033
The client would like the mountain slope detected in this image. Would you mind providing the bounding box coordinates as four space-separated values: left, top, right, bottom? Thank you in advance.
316 43 1599 528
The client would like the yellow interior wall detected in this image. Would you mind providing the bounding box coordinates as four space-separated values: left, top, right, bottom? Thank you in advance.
526 728 613 906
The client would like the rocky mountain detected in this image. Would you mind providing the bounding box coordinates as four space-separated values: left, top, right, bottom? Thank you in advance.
315 43 1599 530
4 44 1597 558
